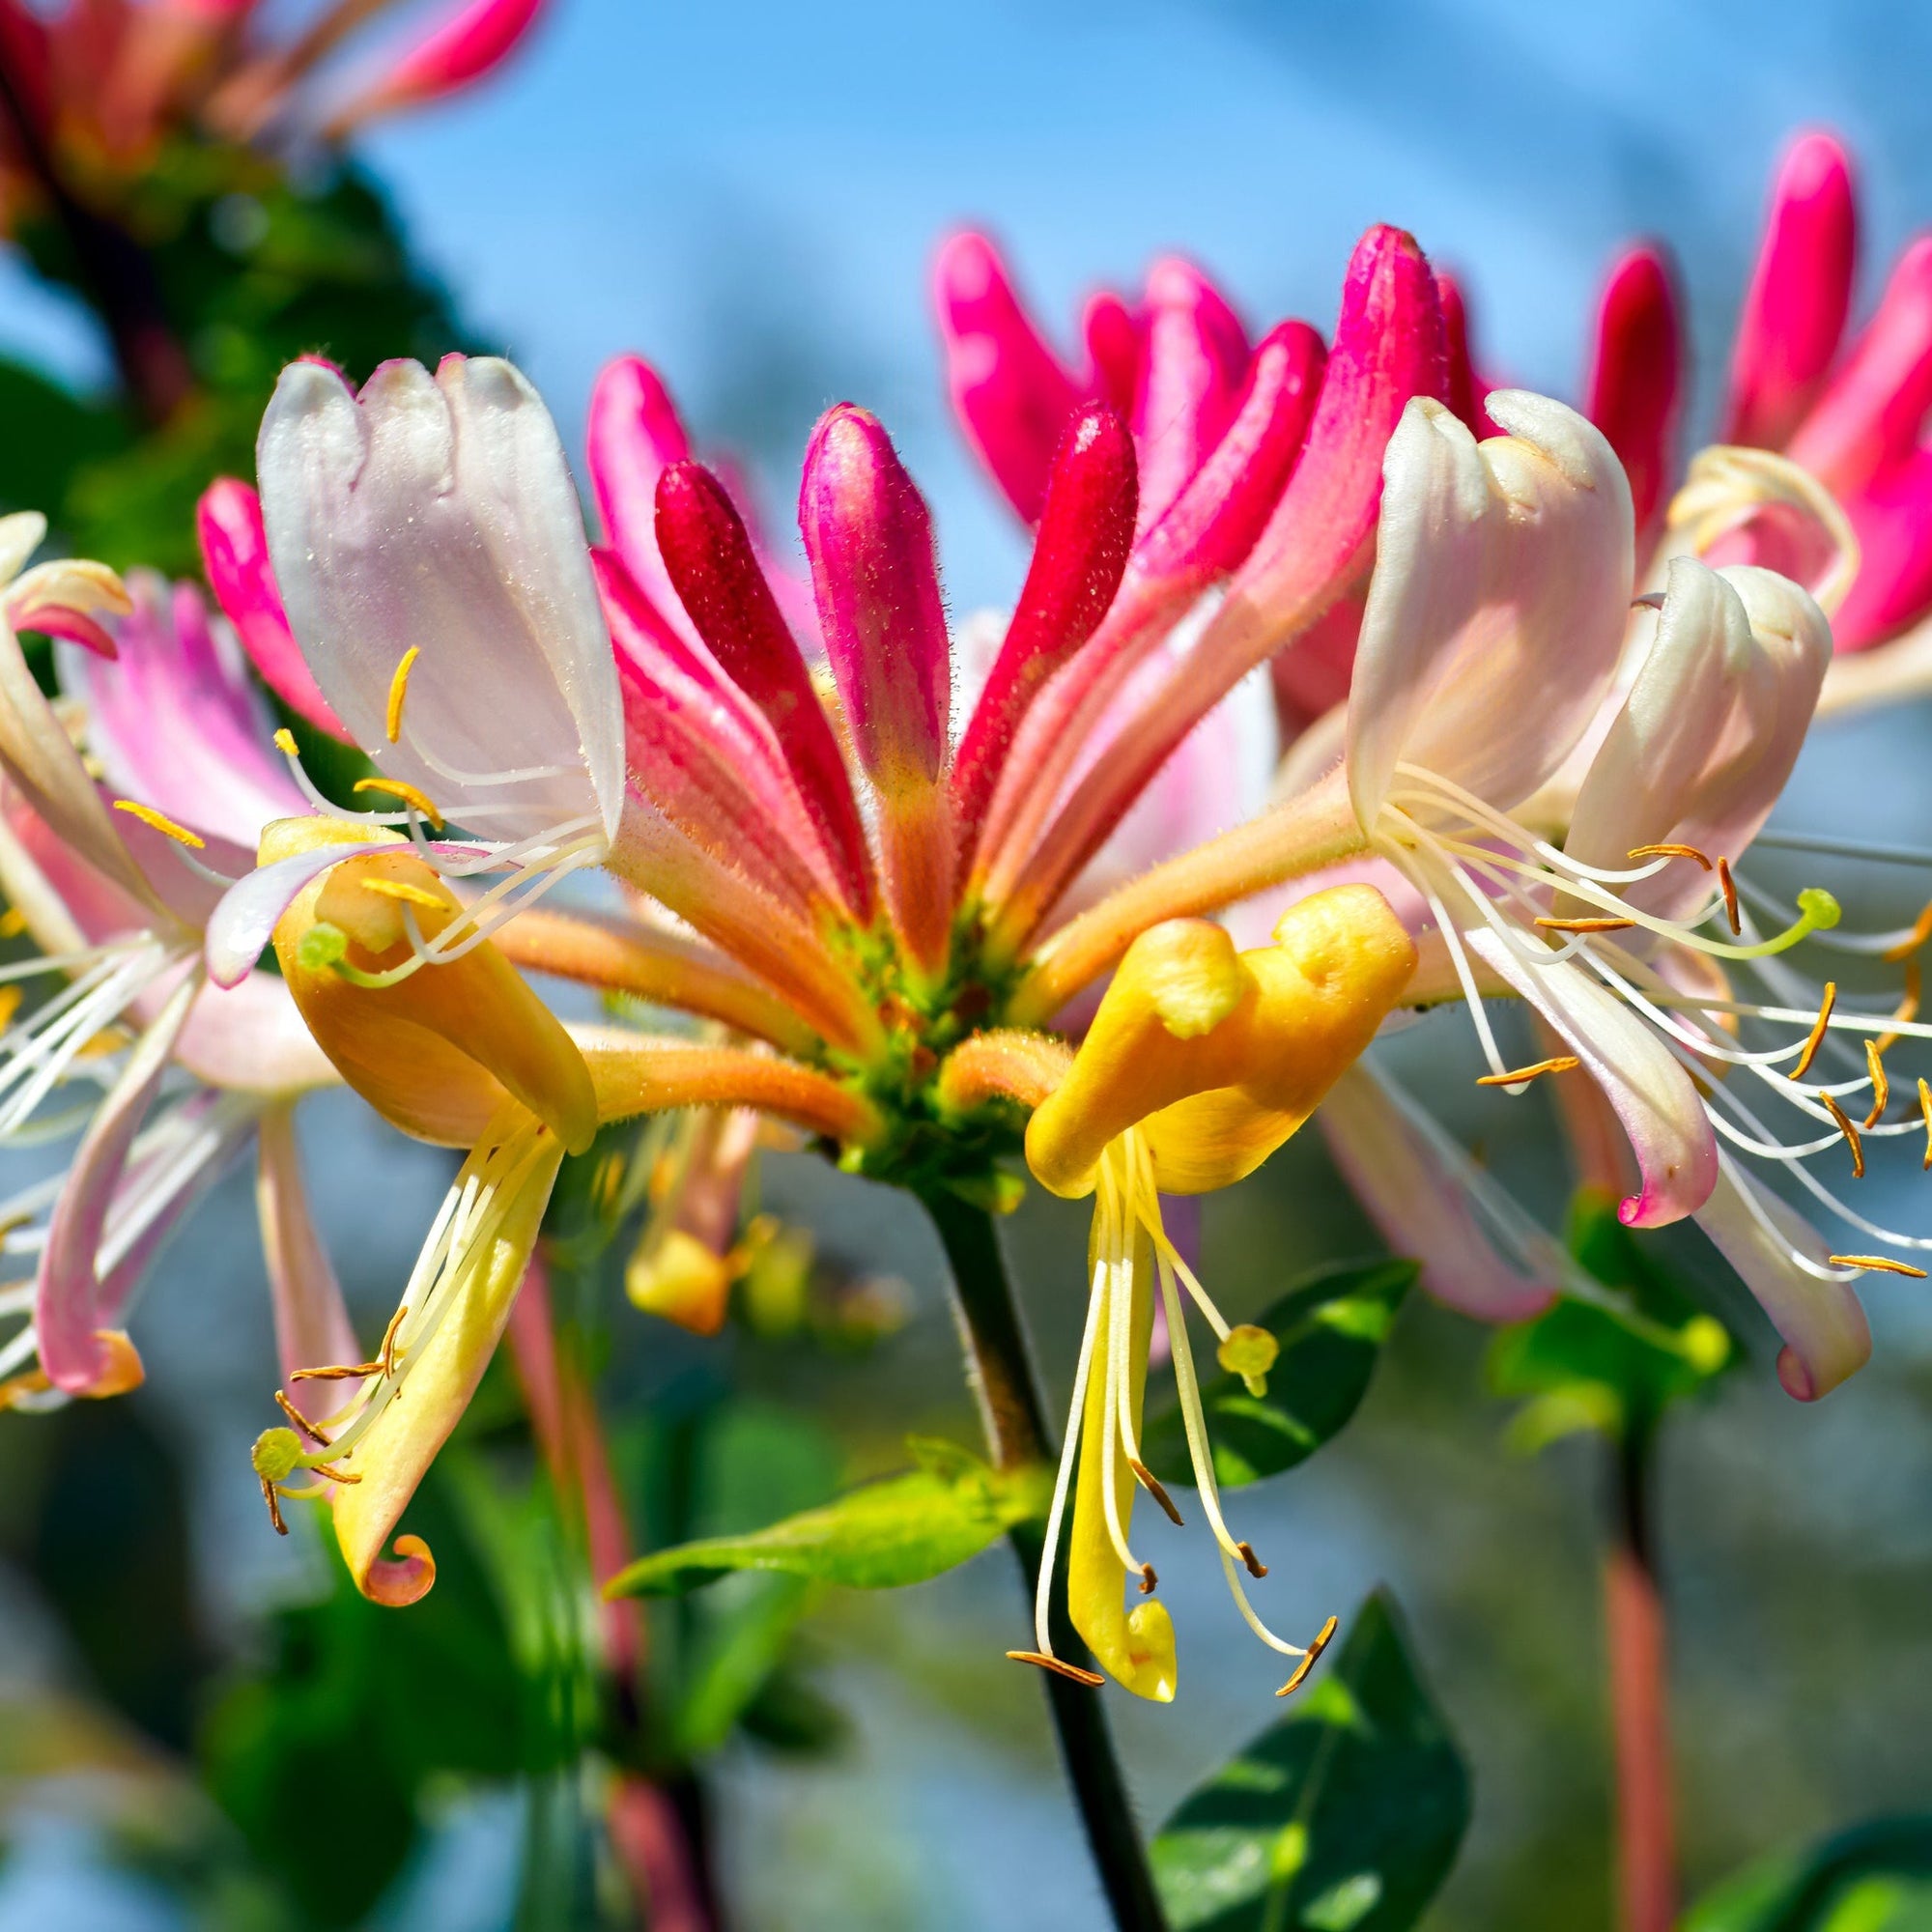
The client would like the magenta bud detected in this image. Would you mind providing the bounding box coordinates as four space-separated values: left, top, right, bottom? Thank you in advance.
1584 246 1682 541
586 353 696 636
953 405 1139 842
1132 256 1250 528
325 0 549 129
1435 270 1495 439
934 231 1081 525
1082 290 1141 415
656 460 873 916
196 477 349 740
799 405 952 792
1724 131 1856 451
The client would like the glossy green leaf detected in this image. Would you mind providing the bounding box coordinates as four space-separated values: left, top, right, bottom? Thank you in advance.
1152 1589 1469 1931
1491 1188 1732 1450
1142 1260 1415 1488
605 1437 1049 1598
1686 1817 1932 1931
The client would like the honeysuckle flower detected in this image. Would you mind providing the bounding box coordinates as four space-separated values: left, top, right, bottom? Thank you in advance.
0 0 549 182
1020 389 1930 1403
0 545 342 1408
992 886 1415 1699
218 276 1445 1607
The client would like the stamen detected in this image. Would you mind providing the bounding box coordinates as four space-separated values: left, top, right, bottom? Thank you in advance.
1819 1092 1866 1178
1126 1456 1185 1526
1829 1254 1929 1277
1276 1614 1340 1698
354 777 444 832
359 877 449 913
1717 857 1741 936
258 1471 288 1535
1137 1564 1157 1595
379 1303 408 1378
1534 916 1637 933
1628 843 1713 871
385 646 420 744
1884 902 1932 962
308 1461 364 1485
112 799 204 849
273 727 298 755
1920 1078 1931 1171
0 909 24 940
1006 1651 1105 1687
0 987 19 1031
1475 1055 1579 1088
288 1358 384 1382
1879 956 1920 1056
1789 983 1837 1081
1236 1541 1266 1578
273 1387 331 1445
1864 1040 1890 1130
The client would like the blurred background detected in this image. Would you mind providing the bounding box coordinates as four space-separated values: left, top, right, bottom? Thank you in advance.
5 1 1932 1927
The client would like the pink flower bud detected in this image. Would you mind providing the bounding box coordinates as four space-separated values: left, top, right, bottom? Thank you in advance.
1723 131 1856 450
1584 245 1681 543
1131 256 1249 530
326 0 548 130
585 354 697 644
934 232 1081 526
799 405 951 792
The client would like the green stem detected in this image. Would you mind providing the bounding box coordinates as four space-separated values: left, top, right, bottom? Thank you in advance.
921 1188 1169 1932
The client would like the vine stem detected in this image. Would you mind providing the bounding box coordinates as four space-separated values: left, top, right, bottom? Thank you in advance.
1606 1422 1676 1932
921 1188 1169 1932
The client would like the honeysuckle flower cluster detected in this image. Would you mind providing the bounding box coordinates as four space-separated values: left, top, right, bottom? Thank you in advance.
0 527 346 1416
0 0 548 184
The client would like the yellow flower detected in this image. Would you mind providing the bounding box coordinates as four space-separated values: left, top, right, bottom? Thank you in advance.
1010 884 1415 1699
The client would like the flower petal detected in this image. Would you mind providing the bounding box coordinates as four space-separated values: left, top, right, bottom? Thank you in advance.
257 1101 361 1422
1321 1062 1555 1322
1346 391 1634 829
1584 246 1681 546
323 0 547 130
258 355 623 844
1465 928 1717 1229
1694 1152 1870 1401
1566 558 1829 917
585 354 698 646
204 836 399 988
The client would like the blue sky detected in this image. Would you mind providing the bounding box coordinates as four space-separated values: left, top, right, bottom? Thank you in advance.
11 0 1932 611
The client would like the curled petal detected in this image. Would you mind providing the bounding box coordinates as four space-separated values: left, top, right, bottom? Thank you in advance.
36 975 197 1392
205 836 398 988
1321 1063 1555 1322
1567 558 1829 918
1465 929 1717 1229
1723 131 1857 451
1695 1153 1870 1401
1347 391 1634 829
258 355 623 844
197 480 349 740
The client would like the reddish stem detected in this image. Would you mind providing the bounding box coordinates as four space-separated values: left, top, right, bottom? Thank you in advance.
1606 1429 1677 1932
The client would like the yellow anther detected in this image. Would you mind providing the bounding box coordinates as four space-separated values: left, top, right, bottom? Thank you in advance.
0 906 25 939
1884 902 1932 963
1628 842 1713 872
353 776 444 831
1717 856 1741 936
1920 1078 1932 1172
272 726 298 756
1236 1540 1267 1579
1534 916 1637 933
1820 1092 1865 1179
1475 1055 1579 1088
113 798 205 849
1005 1650 1105 1687
0 985 20 1031
273 1386 332 1446
358 877 449 913
1879 955 1920 1057
1789 982 1836 1081
258 1473 288 1536
1864 1039 1890 1130
1137 1563 1157 1596
1828 1254 1929 1278
1276 1614 1340 1698
385 646 420 744
1127 1456 1185 1526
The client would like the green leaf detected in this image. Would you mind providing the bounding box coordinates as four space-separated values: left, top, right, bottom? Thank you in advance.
1142 1260 1415 1488
605 1439 1049 1598
1490 1189 1732 1447
1685 1817 1932 1932
1151 1589 1469 1931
